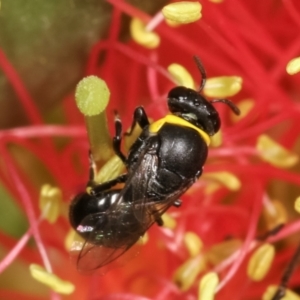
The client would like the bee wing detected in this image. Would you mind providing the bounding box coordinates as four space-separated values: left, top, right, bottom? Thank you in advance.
89 136 158 228
125 135 192 227
130 156 161 225
133 188 188 230
70 140 157 274
71 210 143 274
70 239 135 275
121 136 160 226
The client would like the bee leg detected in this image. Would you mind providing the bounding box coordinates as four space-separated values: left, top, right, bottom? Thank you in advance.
90 174 128 196
151 208 164 226
113 112 127 165
86 151 128 193
173 199 182 208
155 216 164 226
125 106 150 137
86 150 98 189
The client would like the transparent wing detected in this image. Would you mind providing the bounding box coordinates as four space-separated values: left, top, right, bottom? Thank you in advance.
132 187 190 230
70 240 132 275
71 209 145 274
130 149 159 225
127 136 194 227
104 136 159 226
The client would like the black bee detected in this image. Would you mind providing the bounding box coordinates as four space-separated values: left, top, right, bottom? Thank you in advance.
69 56 240 273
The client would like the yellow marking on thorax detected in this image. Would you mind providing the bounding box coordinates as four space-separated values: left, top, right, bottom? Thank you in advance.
149 115 210 145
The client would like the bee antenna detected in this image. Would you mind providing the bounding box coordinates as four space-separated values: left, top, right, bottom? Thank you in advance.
210 99 241 115
193 55 206 92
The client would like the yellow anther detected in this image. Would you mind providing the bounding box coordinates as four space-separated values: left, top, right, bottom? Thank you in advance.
161 213 177 229
184 231 203 257
206 239 242 265
96 155 125 183
247 243 275 281
29 264 75 295
263 285 300 300
173 256 206 291
86 186 92 195
162 2 202 24
256 135 299 168
130 18 160 49
64 229 83 251
59 201 69 219
262 199 287 230
137 232 149 245
204 182 221 195
203 76 242 98
168 63 195 89
203 172 241 191
294 196 300 214
165 19 182 27
198 272 219 300
231 99 255 122
39 184 62 223
286 57 300 75
209 0 224 3
210 130 222 147
75 76 112 166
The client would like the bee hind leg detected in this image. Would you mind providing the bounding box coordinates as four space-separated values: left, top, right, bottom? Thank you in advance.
90 174 128 196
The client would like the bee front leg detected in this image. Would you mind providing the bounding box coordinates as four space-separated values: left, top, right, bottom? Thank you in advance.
125 106 150 137
113 112 128 165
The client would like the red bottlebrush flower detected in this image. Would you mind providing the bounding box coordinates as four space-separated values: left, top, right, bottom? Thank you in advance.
1 1 300 300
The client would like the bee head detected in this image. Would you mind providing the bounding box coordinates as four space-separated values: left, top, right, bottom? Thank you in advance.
167 56 240 136
167 86 221 136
